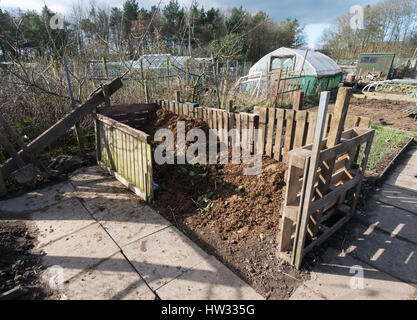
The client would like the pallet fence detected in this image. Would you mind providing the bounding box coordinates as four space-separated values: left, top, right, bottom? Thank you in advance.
95 104 157 202
156 99 370 163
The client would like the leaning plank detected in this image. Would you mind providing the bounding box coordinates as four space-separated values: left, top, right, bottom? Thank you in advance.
1 77 123 179
96 114 150 143
294 91 330 269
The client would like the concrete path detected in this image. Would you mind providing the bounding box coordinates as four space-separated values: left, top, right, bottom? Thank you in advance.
290 146 417 300
0 166 263 300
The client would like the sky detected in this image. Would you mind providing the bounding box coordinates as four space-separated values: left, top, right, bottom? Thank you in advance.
0 0 382 49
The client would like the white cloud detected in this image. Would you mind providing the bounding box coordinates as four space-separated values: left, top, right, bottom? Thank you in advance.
304 23 331 50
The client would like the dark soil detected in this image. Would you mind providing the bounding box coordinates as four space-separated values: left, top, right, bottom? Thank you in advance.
309 97 417 133
141 108 309 299
1 153 95 201
0 220 50 299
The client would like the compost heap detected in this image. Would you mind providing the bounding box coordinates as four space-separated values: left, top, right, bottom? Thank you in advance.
142 108 287 242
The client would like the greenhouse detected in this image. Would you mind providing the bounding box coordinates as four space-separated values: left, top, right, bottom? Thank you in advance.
248 47 342 96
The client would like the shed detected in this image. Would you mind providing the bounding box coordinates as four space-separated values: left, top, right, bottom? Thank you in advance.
356 53 395 80
248 47 342 96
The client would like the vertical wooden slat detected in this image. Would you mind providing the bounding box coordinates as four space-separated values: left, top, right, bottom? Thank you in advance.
293 111 307 149
254 106 267 155
218 110 224 144
240 113 249 151
306 111 317 145
284 110 296 158
273 109 285 161
265 108 276 157
141 141 147 196
146 143 153 202
95 118 101 163
223 111 229 147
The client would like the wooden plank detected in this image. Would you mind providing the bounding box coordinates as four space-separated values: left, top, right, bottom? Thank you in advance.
293 111 307 149
240 113 249 151
293 91 304 110
265 108 275 157
223 111 229 147
305 111 317 145
312 87 352 231
98 103 157 117
96 114 150 143
249 115 255 154
273 109 285 161
1 77 123 179
271 70 282 107
254 106 267 155
294 91 330 269
146 142 154 202
196 107 203 120
283 109 296 157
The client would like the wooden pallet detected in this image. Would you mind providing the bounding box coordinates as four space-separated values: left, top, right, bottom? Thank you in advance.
278 124 375 268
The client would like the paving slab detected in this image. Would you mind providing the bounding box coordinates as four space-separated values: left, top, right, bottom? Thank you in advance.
359 198 417 244
69 166 112 187
292 248 416 300
122 226 211 291
289 285 326 300
341 221 417 284
31 198 96 248
74 179 137 205
0 182 74 213
385 161 417 192
156 255 264 300
41 223 120 282
376 184 417 214
61 253 156 300
94 203 171 248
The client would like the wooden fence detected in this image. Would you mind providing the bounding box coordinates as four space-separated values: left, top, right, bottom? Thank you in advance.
253 107 371 162
95 104 157 202
157 99 371 163
157 99 260 154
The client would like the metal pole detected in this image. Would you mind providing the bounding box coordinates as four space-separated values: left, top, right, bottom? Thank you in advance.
64 59 85 153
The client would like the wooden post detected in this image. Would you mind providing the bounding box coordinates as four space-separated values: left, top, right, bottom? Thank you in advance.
293 91 304 110
166 58 170 89
64 59 85 153
272 70 282 107
0 169 7 197
102 57 109 79
294 91 330 269
222 60 230 109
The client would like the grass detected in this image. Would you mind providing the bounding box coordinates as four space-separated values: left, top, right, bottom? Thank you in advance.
361 125 412 171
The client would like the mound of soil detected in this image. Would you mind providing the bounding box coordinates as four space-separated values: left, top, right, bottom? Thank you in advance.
140 108 309 299
0 220 50 299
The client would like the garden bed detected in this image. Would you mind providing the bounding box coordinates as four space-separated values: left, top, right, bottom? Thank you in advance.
364 125 414 181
